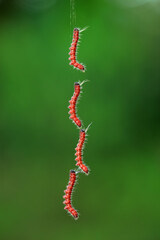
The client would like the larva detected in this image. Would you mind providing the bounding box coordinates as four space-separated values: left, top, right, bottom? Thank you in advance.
69 28 85 72
68 81 87 128
63 170 78 219
75 124 91 174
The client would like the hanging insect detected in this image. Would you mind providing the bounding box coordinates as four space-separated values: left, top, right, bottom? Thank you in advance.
75 123 91 174
69 27 87 72
68 80 88 128
63 170 79 219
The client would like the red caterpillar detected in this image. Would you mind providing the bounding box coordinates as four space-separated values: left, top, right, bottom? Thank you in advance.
69 28 86 72
63 170 78 219
75 124 91 174
68 81 87 128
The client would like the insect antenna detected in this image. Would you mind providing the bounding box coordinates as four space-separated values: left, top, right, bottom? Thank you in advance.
85 122 92 133
80 79 89 86
79 26 89 33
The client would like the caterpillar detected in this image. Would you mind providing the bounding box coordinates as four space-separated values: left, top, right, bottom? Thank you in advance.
68 80 88 128
63 170 78 219
69 28 86 72
75 123 92 174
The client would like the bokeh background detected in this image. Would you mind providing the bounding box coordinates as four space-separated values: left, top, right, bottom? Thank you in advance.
0 0 160 239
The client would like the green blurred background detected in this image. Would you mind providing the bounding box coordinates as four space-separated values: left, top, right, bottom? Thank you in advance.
0 0 160 239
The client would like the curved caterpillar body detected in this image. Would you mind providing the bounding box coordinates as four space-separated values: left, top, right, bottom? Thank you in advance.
68 80 88 128
69 28 85 72
75 128 89 174
68 82 81 127
63 170 78 219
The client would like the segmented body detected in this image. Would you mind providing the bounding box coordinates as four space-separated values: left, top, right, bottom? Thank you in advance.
69 28 85 72
75 129 89 174
63 170 78 219
68 82 81 127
